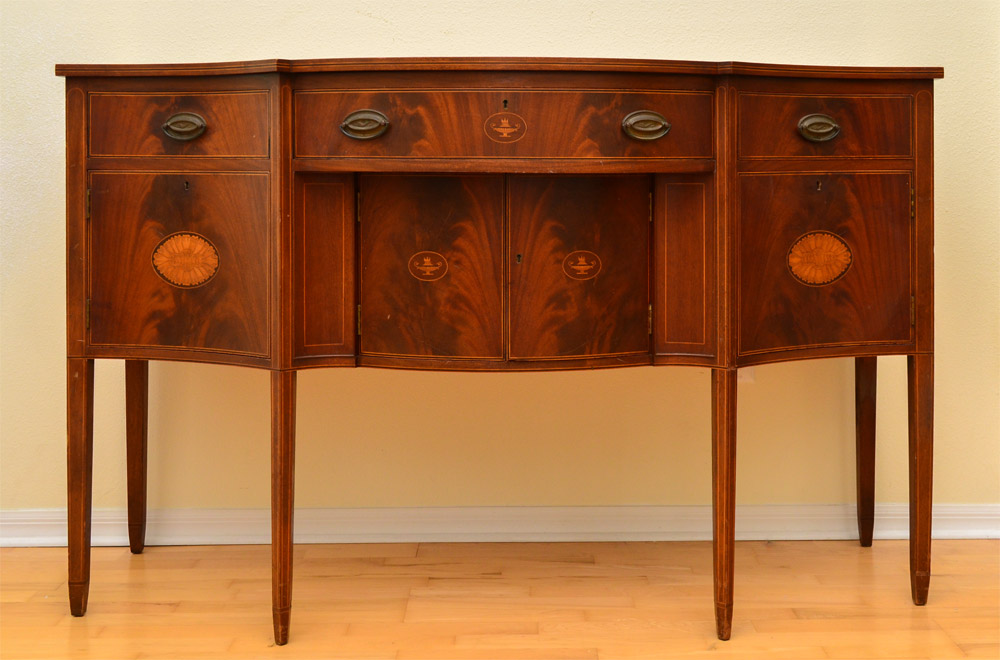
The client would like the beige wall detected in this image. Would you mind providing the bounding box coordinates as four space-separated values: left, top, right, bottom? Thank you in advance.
1 0 997 512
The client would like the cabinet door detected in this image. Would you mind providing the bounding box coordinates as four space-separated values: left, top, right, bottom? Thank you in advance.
509 176 650 360
738 172 912 357
359 175 504 360
88 172 269 356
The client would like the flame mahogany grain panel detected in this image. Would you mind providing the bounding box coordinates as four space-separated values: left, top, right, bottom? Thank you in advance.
508 175 651 360
88 172 269 356
738 93 911 159
295 90 712 159
294 174 355 359
359 174 505 360
89 91 269 157
738 172 913 357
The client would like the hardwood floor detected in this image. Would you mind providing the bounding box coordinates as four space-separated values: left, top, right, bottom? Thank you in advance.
1 540 997 659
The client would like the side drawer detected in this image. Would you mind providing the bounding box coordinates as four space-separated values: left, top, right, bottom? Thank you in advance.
89 91 269 157
295 90 713 159
738 93 912 159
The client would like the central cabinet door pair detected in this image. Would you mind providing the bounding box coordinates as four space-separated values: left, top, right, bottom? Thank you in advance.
356 175 651 362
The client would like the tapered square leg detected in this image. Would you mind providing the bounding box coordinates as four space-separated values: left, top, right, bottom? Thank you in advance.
855 357 877 547
125 360 148 554
67 358 94 616
271 370 296 645
908 354 933 605
711 368 737 640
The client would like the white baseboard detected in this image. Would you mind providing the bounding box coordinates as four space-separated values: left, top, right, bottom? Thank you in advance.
1 504 997 547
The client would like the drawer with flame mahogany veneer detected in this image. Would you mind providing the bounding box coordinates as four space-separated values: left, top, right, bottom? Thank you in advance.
738 92 912 159
88 91 270 158
294 90 713 160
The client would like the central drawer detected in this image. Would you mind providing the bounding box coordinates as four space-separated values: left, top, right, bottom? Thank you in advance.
294 90 713 159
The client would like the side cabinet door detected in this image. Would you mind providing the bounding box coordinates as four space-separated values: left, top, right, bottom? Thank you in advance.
653 173 717 360
88 172 269 357
295 173 355 359
738 172 913 357
359 175 505 360
508 176 650 360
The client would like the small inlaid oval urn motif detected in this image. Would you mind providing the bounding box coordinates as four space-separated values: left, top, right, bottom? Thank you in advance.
484 112 527 143
151 232 220 288
408 251 448 282
562 250 602 281
787 231 852 286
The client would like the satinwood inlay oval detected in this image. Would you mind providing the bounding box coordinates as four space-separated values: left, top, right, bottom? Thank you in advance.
787 231 852 286
407 250 449 281
151 232 220 288
562 250 602 281
484 112 527 143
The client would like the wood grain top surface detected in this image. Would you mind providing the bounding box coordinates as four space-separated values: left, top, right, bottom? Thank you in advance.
55 57 944 79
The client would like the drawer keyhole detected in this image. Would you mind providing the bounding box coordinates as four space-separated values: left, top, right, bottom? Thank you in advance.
503 99 508 109
515 253 522 264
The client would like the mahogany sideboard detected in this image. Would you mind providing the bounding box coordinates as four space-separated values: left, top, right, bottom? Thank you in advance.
57 57 942 645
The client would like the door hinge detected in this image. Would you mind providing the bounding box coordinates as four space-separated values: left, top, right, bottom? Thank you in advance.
648 304 653 335
357 304 362 335
356 190 361 223
910 188 916 219
910 296 916 326
649 191 654 222
85 188 91 220
85 298 91 330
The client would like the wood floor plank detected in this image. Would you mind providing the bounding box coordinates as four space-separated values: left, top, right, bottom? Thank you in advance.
0 540 995 659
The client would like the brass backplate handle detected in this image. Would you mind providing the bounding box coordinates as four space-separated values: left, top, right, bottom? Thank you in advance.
161 112 207 141
341 109 390 140
622 110 671 141
797 113 841 142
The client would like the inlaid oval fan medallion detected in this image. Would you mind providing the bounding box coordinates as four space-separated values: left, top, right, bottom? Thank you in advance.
151 232 220 288
787 231 852 286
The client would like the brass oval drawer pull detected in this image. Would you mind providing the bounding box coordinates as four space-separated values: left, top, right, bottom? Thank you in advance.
622 110 671 141
341 109 390 140
161 112 207 141
798 113 841 142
